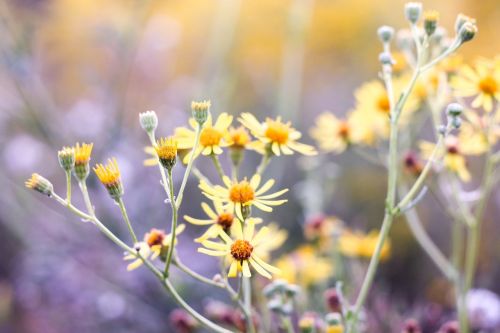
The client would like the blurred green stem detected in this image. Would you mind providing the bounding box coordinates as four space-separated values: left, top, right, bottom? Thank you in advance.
65 171 72 205
164 169 177 277
78 180 95 218
210 154 226 181
176 124 202 207
118 198 138 244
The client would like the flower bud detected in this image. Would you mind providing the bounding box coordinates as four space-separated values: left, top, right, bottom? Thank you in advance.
446 103 463 117
139 111 158 133
58 146 75 172
298 316 315 333
267 298 283 313
94 158 124 201
396 29 413 50
450 117 462 129
25 173 53 196
191 100 210 125
377 25 395 43
458 21 477 44
438 321 459 333
424 10 439 36
284 284 301 298
455 14 476 34
379 52 394 65
438 125 447 136
155 137 177 171
405 2 423 24
73 142 93 181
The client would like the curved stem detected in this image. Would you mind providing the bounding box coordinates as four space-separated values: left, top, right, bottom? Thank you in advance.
173 255 225 288
176 125 202 207
78 181 95 218
118 198 138 244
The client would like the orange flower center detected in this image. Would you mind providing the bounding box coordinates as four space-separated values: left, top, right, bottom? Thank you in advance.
229 181 255 204
145 229 165 247
265 120 290 144
478 76 498 95
200 127 223 147
377 94 391 113
338 121 350 140
230 240 253 260
230 127 251 148
217 212 234 230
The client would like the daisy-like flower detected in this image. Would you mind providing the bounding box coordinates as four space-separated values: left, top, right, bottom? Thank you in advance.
459 110 500 155
199 174 288 221
238 113 317 156
175 113 233 163
155 137 177 170
124 225 185 271
339 229 391 260
420 136 471 182
452 58 500 112
226 126 252 150
94 158 123 200
184 201 262 242
197 220 280 279
73 142 93 181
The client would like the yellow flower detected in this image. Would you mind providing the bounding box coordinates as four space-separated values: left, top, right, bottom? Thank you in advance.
25 173 53 196
326 324 344 333
199 174 288 221
74 142 93 165
252 222 287 262
458 110 499 155
184 201 262 242
310 113 355 153
274 245 333 287
420 136 471 182
304 215 343 251
94 158 123 200
155 137 177 170
124 224 185 271
226 126 252 149
197 220 280 279
238 113 317 156
339 230 391 260
175 113 233 163
452 58 500 112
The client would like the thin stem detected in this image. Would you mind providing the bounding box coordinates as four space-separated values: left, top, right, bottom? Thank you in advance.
210 154 226 181
78 180 95 217
65 171 72 205
164 169 178 277
242 276 256 333
147 132 172 204
173 255 225 288
118 198 138 244
256 153 271 175
176 125 202 207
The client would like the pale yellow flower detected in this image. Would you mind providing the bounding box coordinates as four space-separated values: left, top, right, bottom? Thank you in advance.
339 230 391 260
309 113 353 153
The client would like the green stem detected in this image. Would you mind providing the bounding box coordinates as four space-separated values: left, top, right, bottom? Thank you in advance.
176 125 202 207
173 255 225 288
164 169 178 277
243 276 256 333
78 180 95 217
118 198 138 244
256 153 271 175
210 154 226 181
65 171 72 205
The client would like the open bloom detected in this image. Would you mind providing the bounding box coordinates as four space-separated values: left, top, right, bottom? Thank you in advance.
175 113 233 163
124 224 185 271
199 174 288 220
73 142 93 180
452 58 500 112
94 158 123 200
197 220 280 279
238 113 316 156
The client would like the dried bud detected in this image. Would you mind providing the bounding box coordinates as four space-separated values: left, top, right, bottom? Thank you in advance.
405 2 423 24
191 100 210 125
377 25 395 43
25 173 53 196
139 111 158 133
58 146 75 172
424 10 439 36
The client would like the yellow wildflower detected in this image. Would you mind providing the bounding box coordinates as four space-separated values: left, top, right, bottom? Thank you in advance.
94 158 123 200
25 173 53 196
238 113 317 156
226 126 252 149
452 58 500 112
73 142 93 181
199 174 288 221
155 137 177 170
184 201 262 242
175 113 233 163
309 113 354 153
339 230 391 260
197 220 280 279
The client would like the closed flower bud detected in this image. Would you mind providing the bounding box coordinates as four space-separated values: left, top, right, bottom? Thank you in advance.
58 146 75 172
450 116 462 129
458 21 477 44
191 100 210 125
424 10 439 36
169 309 198 333
94 158 124 201
405 2 423 24
438 125 447 136
139 111 158 133
73 142 93 181
377 25 395 43
455 13 476 34
155 137 177 171
284 284 301 297
438 321 459 333
379 52 394 65
25 173 53 196
446 103 463 117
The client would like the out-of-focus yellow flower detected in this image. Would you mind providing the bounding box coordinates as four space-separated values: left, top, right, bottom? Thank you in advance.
184 201 262 242
420 136 472 182
253 222 287 261
392 51 409 76
174 113 233 163
452 58 500 112
124 224 186 271
339 230 391 260
239 113 317 156
226 126 252 149
459 110 500 155
309 113 354 153
199 174 288 221
304 215 343 251
350 79 419 141
274 245 333 287
197 220 280 279
326 324 344 333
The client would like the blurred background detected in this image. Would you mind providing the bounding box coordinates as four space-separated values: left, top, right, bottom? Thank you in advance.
0 0 499 332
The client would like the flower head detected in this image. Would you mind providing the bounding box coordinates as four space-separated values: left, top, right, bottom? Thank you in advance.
73 142 93 181
25 173 53 196
239 113 316 156
339 230 391 260
155 137 177 170
94 158 123 200
58 146 75 172
310 113 363 153
175 113 233 163
139 110 158 133
185 201 262 242
452 58 500 112
227 126 251 149
191 100 211 125
198 220 280 279
199 174 288 221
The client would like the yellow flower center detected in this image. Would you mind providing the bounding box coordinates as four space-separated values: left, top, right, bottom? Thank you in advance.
145 228 165 247
230 239 253 260
229 126 251 148
265 119 290 144
377 94 391 113
229 180 255 204
478 76 498 95
338 121 350 140
200 127 223 147
217 212 234 230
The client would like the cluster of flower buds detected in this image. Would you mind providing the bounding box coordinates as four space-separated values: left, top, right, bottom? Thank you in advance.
263 279 301 316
